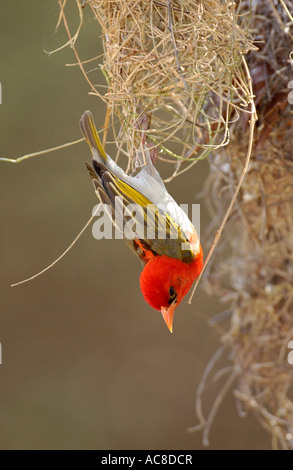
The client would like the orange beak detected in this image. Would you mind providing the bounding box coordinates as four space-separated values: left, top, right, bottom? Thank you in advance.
161 302 176 333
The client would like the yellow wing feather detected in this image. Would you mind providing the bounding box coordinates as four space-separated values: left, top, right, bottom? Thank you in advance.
80 110 108 161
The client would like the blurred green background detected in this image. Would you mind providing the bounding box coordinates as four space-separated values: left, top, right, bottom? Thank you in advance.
0 1 269 450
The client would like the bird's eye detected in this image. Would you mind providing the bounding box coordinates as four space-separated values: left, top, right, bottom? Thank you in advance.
169 286 176 300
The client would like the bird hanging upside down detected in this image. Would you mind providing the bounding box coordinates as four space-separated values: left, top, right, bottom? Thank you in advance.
80 111 203 332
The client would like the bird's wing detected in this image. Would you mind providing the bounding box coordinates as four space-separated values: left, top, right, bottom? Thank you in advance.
86 160 195 264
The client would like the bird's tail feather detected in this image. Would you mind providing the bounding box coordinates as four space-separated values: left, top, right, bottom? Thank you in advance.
79 110 108 162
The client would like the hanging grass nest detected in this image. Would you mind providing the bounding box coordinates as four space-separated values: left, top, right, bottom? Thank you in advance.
58 0 255 179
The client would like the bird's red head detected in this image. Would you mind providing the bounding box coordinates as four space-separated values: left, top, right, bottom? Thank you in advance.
139 252 203 332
